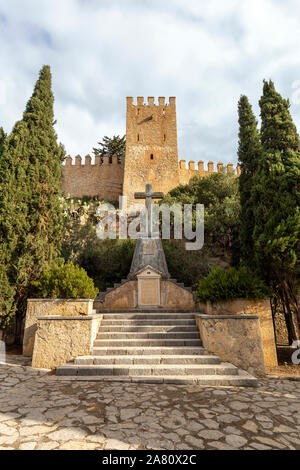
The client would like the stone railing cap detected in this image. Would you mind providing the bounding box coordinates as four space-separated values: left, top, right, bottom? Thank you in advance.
37 315 101 321
196 314 259 320
28 299 95 302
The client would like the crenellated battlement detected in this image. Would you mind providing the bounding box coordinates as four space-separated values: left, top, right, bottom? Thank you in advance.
178 160 241 176
63 154 123 167
61 154 124 201
127 96 176 107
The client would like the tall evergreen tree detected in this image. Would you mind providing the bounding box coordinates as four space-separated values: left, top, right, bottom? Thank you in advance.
0 124 16 331
0 127 6 155
252 80 300 342
0 66 65 339
237 96 262 265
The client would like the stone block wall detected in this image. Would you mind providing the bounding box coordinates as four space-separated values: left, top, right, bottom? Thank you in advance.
177 160 240 185
61 154 124 201
23 299 95 356
94 280 195 311
32 315 101 370
196 314 266 376
197 298 278 368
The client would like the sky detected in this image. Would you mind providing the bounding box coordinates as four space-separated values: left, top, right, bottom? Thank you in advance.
1 0 300 166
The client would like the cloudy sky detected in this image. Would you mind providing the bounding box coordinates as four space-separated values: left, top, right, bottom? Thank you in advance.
1 0 300 166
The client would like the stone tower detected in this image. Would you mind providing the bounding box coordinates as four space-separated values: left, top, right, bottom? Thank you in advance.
122 96 179 205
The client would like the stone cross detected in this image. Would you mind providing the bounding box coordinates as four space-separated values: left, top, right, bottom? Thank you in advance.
134 184 164 237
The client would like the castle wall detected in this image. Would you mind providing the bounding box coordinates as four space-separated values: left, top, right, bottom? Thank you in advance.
60 97 241 202
61 154 124 202
178 160 240 185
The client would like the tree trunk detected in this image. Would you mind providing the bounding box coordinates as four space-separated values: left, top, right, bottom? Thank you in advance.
279 281 300 344
270 296 278 345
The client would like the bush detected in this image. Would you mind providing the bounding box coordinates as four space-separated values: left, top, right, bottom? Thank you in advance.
32 261 99 299
161 173 241 263
77 238 136 291
163 240 210 288
196 266 270 303
61 221 136 291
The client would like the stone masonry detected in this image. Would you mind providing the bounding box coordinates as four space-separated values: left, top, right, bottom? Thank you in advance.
61 97 241 201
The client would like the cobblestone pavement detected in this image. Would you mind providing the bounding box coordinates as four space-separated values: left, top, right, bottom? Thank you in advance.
0 357 299 450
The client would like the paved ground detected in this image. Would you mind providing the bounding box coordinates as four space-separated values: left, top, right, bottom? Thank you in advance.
0 356 299 450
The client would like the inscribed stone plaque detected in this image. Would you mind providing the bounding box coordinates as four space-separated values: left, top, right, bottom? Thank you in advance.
140 278 159 306
143 241 156 255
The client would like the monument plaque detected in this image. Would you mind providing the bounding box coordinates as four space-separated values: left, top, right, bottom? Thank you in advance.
143 241 156 255
137 266 161 307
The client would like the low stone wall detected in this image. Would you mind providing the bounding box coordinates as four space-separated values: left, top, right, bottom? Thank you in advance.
32 315 101 369
196 314 266 377
161 281 195 309
197 299 278 367
23 299 95 356
95 280 195 310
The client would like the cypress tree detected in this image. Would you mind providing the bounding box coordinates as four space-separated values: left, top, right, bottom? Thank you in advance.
252 80 300 342
237 96 262 265
0 66 65 339
0 127 6 155
0 124 16 331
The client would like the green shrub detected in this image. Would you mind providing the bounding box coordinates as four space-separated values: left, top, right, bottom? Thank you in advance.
163 240 210 288
161 173 241 263
196 266 270 303
61 221 136 291
32 261 99 299
77 238 136 291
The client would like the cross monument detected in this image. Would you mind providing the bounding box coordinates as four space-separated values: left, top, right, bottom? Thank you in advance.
134 184 164 238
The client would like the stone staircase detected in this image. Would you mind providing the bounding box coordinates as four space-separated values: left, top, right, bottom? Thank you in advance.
56 311 257 386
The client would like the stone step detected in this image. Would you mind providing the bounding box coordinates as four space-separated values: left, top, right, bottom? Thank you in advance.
93 339 202 347
101 319 196 326
100 325 197 332
56 363 239 377
96 332 200 340
101 314 196 320
91 347 207 356
74 355 221 365
55 373 258 387
96 309 198 314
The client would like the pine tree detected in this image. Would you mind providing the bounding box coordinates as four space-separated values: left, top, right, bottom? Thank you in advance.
252 80 300 342
93 135 126 163
0 66 65 339
237 96 262 265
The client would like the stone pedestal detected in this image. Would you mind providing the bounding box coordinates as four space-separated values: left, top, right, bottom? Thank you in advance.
128 238 169 280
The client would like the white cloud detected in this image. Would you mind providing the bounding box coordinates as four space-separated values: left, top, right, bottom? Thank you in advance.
1 0 300 165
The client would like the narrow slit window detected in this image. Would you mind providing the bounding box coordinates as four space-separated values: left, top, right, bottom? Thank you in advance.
150 154 154 160
137 134 140 142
